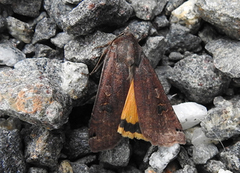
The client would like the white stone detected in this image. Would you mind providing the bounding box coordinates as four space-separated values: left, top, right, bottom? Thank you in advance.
0 44 26 66
193 143 219 164
149 144 180 173
218 169 233 173
61 61 88 100
192 127 213 145
173 102 207 130
170 0 201 32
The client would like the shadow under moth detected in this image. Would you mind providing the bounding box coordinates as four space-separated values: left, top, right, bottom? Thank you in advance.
89 32 185 152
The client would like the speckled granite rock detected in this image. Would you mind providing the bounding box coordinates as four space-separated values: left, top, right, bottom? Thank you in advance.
0 0 240 172
206 38 240 78
0 58 88 129
196 0 240 40
169 54 230 104
23 126 64 170
201 96 240 141
44 0 133 36
0 118 26 172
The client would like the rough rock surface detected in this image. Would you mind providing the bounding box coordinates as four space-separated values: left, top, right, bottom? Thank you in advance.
0 0 240 172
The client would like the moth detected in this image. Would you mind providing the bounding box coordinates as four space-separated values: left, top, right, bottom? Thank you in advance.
89 32 185 152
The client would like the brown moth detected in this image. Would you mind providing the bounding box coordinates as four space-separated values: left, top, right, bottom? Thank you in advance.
89 32 185 152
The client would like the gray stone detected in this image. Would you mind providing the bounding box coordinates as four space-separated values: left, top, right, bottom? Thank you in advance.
6 16 33 43
168 52 184 61
155 66 173 94
166 24 202 53
220 141 240 173
89 165 115 173
24 126 64 169
117 20 153 40
49 0 133 36
0 0 15 4
71 162 89 173
51 32 74 48
205 38 240 78
63 127 91 159
142 36 167 68
177 147 195 168
192 144 219 164
165 0 186 15
196 0 240 40
44 0 73 30
118 166 142 173
129 0 168 20
63 0 82 4
203 160 227 173
174 165 197 173
28 167 48 173
153 15 169 29
0 118 26 173
0 43 26 66
34 44 62 59
61 61 89 100
30 12 48 27
174 165 198 173
201 96 240 141
64 31 116 67
99 138 131 167
198 23 220 45
12 0 42 17
75 155 97 165
0 58 88 129
0 16 6 32
22 44 35 57
0 66 12 72
168 54 230 104
58 160 89 173
32 17 57 44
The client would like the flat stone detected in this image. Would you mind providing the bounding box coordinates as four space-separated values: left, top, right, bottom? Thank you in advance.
169 54 230 104
0 58 88 129
12 0 42 17
99 138 131 167
65 0 133 36
0 43 26 66
143 36 167 68
201 96 240 141
220 141 240 173
51 32 74 48
0 118 26 172
63 127 91 159
6 16 33 43
24 126 64 169
130 0 168 20
64 31 116 68
166 24 202 53
170 0 201 33
149 144 181 173
196 0 240 40
205 38 240 78
32 17 57 44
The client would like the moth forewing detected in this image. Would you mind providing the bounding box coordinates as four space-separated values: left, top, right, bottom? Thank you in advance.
89 32 185 152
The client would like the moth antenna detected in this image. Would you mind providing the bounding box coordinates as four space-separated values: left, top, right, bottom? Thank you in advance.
199 120 226 151
90 59 104 75
90 48 108 75
90 34 126 75
168 93 178 100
